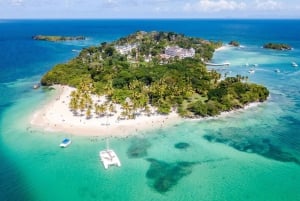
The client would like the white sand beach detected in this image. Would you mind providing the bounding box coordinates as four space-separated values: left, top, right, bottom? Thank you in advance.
215 45 230 51
30 85 181 137
30 85 264 137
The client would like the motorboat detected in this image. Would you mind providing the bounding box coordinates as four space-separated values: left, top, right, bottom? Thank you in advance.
60 138 72 148
33 84 40 89
248 69 255 74
291 62 298 67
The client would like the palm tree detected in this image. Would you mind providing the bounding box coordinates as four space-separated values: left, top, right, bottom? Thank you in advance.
86 106 92 119
121 101 132 119
236 74 242 82
79 98 85 116
144 104 151 116
70 90 79 99
99 104 107 117
108 102 116 116
104 79 114 97
82 92 93 108
94 104 101 117
69 97 79 115
210 70 221 85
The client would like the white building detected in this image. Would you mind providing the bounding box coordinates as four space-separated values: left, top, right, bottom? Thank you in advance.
165 46 195 59
115 43 138 55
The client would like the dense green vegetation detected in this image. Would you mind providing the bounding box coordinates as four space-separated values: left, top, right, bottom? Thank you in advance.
33 35 85 42
263 43 292 50
229 41 240 47
41 31 269 118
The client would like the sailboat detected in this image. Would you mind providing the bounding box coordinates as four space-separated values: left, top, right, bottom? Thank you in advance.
99 139 121 169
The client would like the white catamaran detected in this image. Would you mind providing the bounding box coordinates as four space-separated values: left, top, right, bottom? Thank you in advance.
99 139 121 169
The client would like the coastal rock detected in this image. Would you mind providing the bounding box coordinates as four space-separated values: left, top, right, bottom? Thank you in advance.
228 40 240 47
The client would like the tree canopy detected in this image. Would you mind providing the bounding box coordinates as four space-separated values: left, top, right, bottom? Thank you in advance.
263 43 292 50
41 31 269 118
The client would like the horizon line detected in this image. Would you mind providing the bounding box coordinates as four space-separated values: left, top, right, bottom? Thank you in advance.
1 17 300 20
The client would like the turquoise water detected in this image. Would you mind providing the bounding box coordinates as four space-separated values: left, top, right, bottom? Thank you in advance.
1 20 300 201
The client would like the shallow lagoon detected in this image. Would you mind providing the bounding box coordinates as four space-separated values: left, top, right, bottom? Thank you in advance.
1 20 300 201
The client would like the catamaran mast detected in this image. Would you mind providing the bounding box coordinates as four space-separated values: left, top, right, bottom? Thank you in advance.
106 138 110 150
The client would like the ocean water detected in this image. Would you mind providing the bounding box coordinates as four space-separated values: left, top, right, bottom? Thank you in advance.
1 19 300 201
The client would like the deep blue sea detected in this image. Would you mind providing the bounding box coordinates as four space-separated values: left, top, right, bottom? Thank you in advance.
1 19 300 201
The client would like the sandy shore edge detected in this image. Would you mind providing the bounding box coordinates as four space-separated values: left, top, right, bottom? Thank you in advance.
30 85 181 137
30 85 265 137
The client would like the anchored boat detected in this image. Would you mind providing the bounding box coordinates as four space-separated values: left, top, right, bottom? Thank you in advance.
60 138 71 148
291 61 298 67
99 140 121 169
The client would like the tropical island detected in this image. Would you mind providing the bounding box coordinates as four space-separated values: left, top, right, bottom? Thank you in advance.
31 31 269 136
33 35 86 42
263 43 292 50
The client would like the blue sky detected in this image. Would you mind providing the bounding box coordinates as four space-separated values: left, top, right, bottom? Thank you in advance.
0 0 300 19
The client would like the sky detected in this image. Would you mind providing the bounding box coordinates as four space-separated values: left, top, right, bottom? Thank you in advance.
0 0 300 19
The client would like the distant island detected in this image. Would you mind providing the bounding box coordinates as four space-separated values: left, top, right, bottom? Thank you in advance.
33 35 86 42
41 31 269 120
228 40 240 47
263 43 292 50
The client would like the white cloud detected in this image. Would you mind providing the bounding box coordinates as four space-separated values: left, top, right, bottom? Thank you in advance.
184 0 246 12
11 0 24 6
154 6 170 13
102 0 119 8
255 0 281 10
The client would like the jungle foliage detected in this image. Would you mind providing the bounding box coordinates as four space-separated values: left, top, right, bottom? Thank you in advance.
41 31 269 117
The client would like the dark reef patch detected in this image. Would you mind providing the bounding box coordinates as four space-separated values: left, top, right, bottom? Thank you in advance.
127 137 151 158
145 158 197 193
174 142 190 150
203 132 300 165
279 115 300 126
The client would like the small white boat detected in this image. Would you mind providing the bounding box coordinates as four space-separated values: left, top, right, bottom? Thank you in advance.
248 69 255 74
60 138 71 148
274 69 280 73
100 140 121 169
291 62 298 67
33 84 40 89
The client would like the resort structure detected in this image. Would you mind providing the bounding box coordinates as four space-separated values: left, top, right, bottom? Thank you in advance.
115 43 138 55
164 46 195 59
